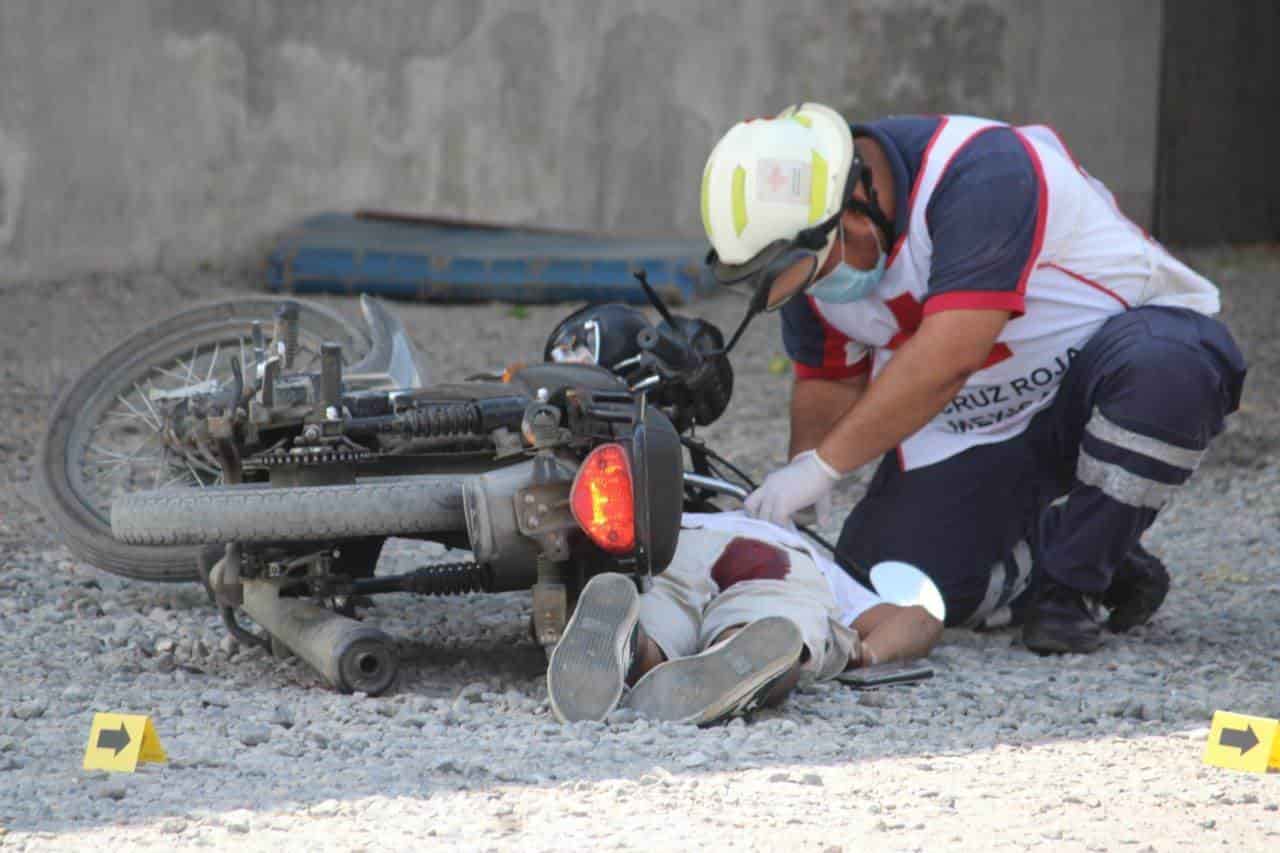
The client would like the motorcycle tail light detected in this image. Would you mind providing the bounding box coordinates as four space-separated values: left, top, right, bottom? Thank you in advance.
570 443 636 554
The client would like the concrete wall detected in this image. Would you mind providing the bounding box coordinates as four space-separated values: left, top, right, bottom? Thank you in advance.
0 0 1163 284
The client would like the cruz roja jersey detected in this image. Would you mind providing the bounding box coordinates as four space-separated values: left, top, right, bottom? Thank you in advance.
783 115 1220 471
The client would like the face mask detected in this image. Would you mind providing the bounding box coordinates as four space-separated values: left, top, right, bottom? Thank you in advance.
808 225 885 304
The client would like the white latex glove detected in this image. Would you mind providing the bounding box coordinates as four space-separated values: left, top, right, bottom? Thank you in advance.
744 450 842 528
793 489 834 529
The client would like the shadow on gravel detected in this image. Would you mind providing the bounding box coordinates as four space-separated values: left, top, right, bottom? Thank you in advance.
4 512 1278 840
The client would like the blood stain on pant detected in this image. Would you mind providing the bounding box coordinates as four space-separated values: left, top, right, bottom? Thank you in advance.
710 538 791 591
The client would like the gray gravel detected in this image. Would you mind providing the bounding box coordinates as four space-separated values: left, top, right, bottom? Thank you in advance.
1 247 1278 851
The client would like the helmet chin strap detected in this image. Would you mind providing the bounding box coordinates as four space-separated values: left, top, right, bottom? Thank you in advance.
846 160 896 249
718 275 771 356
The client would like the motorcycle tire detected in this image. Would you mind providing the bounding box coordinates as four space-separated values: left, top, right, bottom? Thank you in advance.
110 478 465 546
38 296 370 582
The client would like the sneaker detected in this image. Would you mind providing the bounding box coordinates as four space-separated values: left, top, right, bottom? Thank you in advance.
621 617 803 726
1022 580 1103 654
546 573 641 724
1102 544 1170 632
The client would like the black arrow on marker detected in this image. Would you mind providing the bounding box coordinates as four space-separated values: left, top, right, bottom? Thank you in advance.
1219 725 1259 755
96 723 132 756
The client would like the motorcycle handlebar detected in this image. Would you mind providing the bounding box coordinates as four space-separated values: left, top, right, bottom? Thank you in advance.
683 472 749 502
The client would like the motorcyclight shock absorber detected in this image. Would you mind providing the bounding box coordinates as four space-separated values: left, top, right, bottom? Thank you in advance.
398 403 482 436
351 561 494 596
273 301 300 369
345 397 527 439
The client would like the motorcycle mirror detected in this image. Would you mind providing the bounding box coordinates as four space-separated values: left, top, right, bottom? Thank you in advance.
632 271 684 338
869 561 947 623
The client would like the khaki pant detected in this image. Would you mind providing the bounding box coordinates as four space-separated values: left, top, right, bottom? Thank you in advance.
639 526 858 684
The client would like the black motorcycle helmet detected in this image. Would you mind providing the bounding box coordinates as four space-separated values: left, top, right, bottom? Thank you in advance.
543 303 653 383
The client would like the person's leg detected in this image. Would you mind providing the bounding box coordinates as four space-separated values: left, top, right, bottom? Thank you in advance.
624 538 856 724
1023 306 1246 652
836 434 1052 629
622 617 804 725
547 527 731 722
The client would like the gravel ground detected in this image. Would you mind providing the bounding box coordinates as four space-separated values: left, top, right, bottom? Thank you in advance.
1 247 1278 851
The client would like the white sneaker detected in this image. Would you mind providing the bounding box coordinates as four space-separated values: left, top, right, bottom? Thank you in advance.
622 617 802 726
546 573 641 723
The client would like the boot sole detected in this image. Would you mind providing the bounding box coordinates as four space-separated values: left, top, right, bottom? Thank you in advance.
1105 577 1170 632
546 573 639 723
1022 624 1103 655
1104 547 1171 633
622 617 803 726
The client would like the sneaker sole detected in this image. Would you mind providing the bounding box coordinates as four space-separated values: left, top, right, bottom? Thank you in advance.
622 617 803 726
546 574 639 723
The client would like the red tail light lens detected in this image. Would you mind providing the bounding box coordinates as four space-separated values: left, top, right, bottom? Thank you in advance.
570 443 636 554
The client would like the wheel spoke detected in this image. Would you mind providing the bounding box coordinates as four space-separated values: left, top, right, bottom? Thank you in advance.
158 472 195 490
151 364 196 385
87 443 163 464
88 457 142 473
115 393 161 431
101 409 152 425
181 456 203 487
137 380 163 424
205 341 221 383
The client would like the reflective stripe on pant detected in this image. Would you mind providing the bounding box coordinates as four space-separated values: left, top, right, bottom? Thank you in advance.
836 306 1246 626
1033 306 1244 593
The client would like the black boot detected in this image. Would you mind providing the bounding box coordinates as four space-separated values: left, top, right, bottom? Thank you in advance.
1102 543 1170 632
1022 580 1103 654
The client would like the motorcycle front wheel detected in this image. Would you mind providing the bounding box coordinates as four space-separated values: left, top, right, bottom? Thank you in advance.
38 296 370 582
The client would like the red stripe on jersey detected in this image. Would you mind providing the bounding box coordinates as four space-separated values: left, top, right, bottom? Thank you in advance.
1011 130 1049 300
793 357 870 381
1023 124 1083 173
1024 123 1151 240
932 125 1004 198
808 295 855 370
923 290 1026 316
885 292 923 333
1040 262 1130 308
982 342 1013 368
887 117 950 267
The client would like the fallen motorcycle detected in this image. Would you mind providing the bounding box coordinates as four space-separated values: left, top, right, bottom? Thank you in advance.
39 284 755 695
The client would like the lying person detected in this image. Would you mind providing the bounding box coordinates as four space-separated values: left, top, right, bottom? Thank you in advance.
547 512 943 725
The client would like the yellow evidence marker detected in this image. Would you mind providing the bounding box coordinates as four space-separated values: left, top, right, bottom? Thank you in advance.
83 713 167 773
1202 710 1280 774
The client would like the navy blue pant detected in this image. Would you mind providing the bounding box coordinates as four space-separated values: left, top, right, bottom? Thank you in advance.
835 307 1247 627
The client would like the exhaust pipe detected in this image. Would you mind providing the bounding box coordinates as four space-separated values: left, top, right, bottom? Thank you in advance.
240 579 399 695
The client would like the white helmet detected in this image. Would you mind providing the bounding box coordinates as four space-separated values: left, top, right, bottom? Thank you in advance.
700 103 855 267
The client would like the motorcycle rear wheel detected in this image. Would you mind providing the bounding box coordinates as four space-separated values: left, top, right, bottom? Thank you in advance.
38 296 370 582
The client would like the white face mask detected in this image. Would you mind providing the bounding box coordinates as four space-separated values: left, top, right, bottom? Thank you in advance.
808 223 886 304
